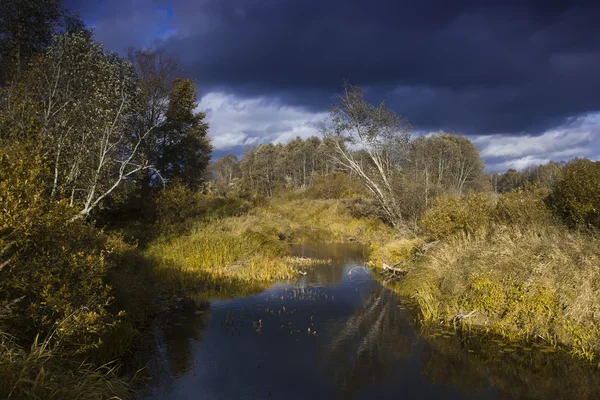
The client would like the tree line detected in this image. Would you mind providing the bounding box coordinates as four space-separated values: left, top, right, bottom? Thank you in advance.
210 84 590 230
210 85 486 227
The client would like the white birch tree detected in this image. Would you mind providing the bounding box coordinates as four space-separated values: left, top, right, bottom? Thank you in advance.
17 32 160 219
322 84 411 227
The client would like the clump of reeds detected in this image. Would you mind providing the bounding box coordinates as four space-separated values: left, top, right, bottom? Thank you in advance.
0 332 131 399
375 189 600 360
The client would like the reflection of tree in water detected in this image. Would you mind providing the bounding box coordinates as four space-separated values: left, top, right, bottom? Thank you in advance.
160 300 211 377
294 242 368 286
305 260 345 286
420 329 600 400
419 334 489 397
292 242 367 262
322 285 418 398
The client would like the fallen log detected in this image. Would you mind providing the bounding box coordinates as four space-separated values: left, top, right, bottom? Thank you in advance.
382 263 405 273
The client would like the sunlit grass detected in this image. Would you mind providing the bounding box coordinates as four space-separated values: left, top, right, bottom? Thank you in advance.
375 222 600 360
265 198 394 243
145 197 393 298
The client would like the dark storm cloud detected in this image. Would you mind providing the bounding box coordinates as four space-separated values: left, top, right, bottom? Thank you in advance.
64 0 600 166
151 0 600 135
66 0 600 134
65 0 174 52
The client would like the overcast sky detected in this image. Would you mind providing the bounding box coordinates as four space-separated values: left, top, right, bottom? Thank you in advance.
65 0 600 171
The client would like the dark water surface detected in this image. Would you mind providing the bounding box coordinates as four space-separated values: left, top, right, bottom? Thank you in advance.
138 243 600 400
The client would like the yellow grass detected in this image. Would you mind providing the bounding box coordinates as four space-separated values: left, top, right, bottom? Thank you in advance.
375 223 600 360
146 197 393 298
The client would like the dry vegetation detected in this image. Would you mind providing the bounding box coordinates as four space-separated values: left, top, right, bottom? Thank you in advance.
3 2 600 393
0 333 130 400
146 194 394 297
373 187 600 360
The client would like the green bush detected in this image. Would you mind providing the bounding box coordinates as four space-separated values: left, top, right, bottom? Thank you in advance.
546 158 600 228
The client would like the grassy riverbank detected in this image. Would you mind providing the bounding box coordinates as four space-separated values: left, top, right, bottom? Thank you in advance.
370 189 600 361
146 196 393 297
0 182 393 399
145 187 600 361
3 185 598 398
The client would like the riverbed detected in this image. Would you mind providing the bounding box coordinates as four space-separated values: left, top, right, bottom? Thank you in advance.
138 242 600 399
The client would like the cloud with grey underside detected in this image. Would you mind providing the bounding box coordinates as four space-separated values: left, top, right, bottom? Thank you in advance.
66 0 600 169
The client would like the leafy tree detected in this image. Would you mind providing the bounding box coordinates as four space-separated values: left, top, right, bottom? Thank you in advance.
236 136 342 195
546 158 600 228
315 137 340 175
254 143 283 196
322 83 411 227
209 154 240 195
494 162 561 194
0 0 62 82
0 0 87 84
407 133 484 205
523 162 562 189
239 146 258 192
276 137 325 189
211 154 240 184
127 48 178 192
2 32 158 219
497 169 526 193
0 142 115 350
239 143 285 196
278 137 308 188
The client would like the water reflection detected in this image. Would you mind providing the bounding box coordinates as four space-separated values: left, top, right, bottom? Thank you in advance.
160 301 211 377
137 300 211 394
323 285 419 398
138 243 600 400
292 242 367 286
419 329 600 399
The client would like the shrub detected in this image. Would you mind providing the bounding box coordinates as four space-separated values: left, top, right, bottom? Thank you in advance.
154 182 253 234
494 186 554 226
304 173 363 199
419 193 495 239
546 158 600 228
392 174 429 224
347 197 384 220
154 182 204 227
0 144 118 354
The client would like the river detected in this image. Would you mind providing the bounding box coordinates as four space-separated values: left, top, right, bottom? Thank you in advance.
137 242 600 399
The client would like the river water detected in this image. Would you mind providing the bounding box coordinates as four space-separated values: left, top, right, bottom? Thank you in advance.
138 243 600 400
